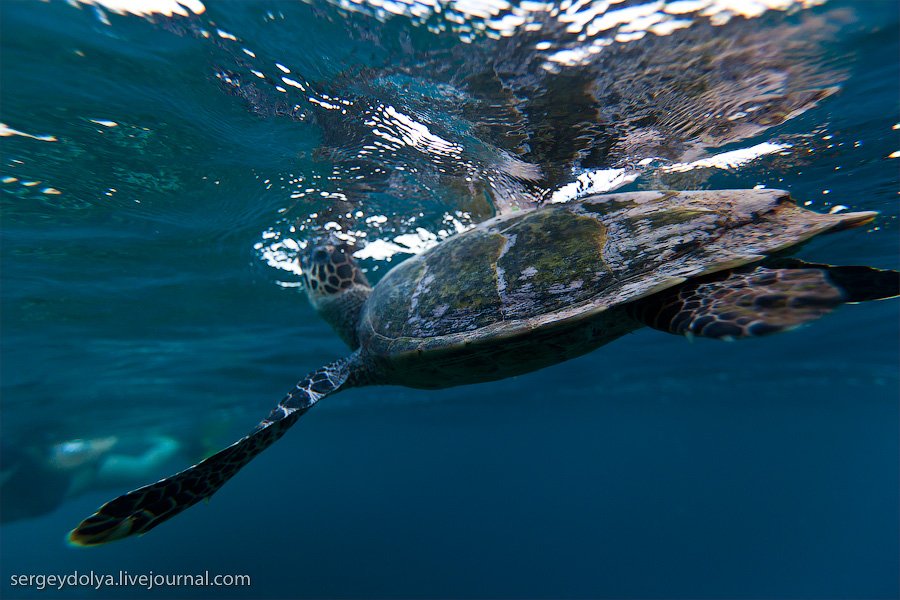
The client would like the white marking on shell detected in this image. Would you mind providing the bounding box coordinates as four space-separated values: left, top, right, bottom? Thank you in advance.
548 279 584 294
519 266 538 280
408 271 435 324
495 233 517 299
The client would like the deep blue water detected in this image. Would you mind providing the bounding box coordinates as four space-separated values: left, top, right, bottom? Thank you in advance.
1 0 898 598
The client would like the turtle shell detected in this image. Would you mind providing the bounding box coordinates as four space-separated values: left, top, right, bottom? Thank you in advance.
358 189 874 383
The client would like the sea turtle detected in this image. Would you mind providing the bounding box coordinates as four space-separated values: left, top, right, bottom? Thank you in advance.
69 188 899 545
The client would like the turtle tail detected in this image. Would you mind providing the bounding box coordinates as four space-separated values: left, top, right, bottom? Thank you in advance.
631 261 899 339
68 353 362 546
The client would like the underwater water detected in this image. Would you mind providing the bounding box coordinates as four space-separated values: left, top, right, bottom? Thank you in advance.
1 0 898 597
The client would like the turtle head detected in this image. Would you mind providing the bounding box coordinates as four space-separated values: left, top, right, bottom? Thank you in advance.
301 239 370 303
301 238 371 349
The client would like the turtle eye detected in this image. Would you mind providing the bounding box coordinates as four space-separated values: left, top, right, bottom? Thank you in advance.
312 248 329 263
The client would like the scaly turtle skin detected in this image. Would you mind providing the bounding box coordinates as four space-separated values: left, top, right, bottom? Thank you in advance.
69 189 900 545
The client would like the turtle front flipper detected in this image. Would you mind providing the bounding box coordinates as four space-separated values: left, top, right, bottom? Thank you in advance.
631 264 900 340
68 353 363 546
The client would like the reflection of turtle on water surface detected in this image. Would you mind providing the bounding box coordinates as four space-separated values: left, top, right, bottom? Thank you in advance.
70 189 898 545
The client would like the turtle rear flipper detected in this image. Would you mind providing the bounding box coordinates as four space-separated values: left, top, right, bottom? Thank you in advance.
68 353 362 546
632 264 900 340
762 258 900 303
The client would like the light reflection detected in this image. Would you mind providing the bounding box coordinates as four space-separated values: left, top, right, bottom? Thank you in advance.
1 123 57 142
324 0 827 59
57 0 852 277
549 168 638 203
662 142 791 173
369 105 464 160
73 0 205 18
